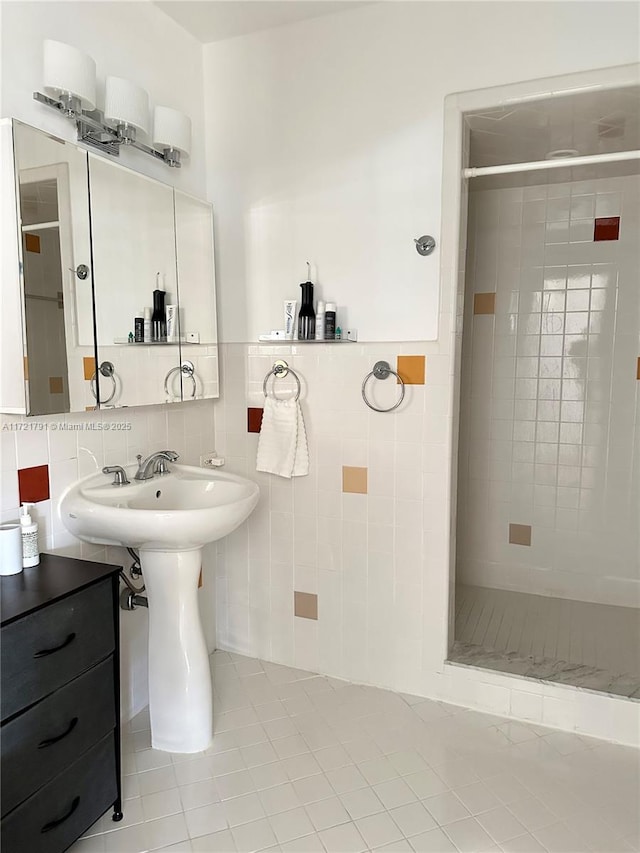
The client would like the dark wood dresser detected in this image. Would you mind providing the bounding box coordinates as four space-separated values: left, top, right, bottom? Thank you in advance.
1 554 123 853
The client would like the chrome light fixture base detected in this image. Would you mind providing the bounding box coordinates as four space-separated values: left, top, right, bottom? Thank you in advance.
33 91 182 168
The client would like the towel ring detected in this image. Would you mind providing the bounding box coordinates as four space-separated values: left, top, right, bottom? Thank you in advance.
263 360 301 401
164 361 197 400
362 361 405 413
90 361 117 405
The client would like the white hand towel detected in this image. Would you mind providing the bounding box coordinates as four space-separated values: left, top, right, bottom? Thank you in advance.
256 397 309 478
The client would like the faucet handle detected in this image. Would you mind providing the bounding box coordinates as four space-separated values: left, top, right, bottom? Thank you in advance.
103 465 130 486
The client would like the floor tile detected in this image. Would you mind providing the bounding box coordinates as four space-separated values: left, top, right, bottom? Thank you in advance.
259 783 301 816
223 792 266 827
305 795 351 831
191 829 237 852
142 789 184 822
408 827 457 852
388 802 437 838
319 821 368 852
423 791 471 826
70 652 639 853
269 806 315 844
355 812 404 848
179 779 221 811
442 816 495 852
340 787 386 820
373 777 418 809
184 803 228 839
231 818 278 853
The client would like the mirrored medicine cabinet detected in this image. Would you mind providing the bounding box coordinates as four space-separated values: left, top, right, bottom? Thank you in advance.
0 119 219 417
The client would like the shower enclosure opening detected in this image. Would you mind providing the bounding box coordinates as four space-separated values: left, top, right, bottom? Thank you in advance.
451 84 640 700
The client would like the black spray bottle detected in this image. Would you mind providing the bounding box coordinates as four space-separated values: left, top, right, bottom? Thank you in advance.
152 272 167 342
298 262 316 341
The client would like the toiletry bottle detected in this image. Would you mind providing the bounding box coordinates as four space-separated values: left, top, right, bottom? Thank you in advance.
152 272 167 342
134 317 144 342
335 326 342 341
325 303 336 339
166 304 178 342
20 503 39 568
143 307 152 342
128 332 134 343
315 301 325 340
298 265 316 340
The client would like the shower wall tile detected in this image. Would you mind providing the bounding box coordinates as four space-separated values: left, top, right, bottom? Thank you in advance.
458 176 639 607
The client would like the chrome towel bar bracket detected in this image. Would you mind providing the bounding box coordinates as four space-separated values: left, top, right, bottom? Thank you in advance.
263 360 301 401
362 360 405 413
90 361 117 405
164 361 196 400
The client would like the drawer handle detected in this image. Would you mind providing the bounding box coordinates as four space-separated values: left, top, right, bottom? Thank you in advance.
40 796 80 833
38 716 79 749
33 632 76 658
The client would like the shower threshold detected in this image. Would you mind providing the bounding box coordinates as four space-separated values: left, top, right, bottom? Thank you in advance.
448 641 640 700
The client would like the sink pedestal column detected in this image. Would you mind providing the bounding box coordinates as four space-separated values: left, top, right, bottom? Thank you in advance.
140 549 212 752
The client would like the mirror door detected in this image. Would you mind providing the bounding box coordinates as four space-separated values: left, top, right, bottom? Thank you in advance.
88 155 181 408
14 122 94 415
174 191 219 400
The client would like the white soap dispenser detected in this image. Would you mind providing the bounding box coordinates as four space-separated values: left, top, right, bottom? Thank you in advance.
20 503 40 568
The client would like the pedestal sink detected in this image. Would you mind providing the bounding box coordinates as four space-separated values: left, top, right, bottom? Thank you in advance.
59 464 259 752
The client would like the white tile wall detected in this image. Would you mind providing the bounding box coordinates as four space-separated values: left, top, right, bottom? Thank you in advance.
212 340 452 697
457 175 640 608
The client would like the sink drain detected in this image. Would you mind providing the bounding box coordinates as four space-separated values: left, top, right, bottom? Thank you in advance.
155 490 161 499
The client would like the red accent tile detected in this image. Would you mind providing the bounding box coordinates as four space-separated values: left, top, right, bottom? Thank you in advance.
594 216 620 241
248 407 264 434
18 464 50 503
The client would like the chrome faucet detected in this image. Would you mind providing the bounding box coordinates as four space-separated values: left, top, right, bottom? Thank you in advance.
134 450 179 481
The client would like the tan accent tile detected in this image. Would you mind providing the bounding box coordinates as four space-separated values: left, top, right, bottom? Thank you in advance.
474 292 496 315
198 569 203 589
24 233 40 253
397 355 426 385
342 466 367 494
85 405 96 412
637 357 640 380
294 591 318 620
23 356 29 380
83 356 96 380
49 376 63 394
509 523 532 546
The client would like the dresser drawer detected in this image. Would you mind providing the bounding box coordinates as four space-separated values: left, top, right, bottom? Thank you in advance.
1 657 116 817
1 733 117 853
1 579 114 721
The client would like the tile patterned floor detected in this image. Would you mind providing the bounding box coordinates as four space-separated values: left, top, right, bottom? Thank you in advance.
71 651 640 853
453 584 640 698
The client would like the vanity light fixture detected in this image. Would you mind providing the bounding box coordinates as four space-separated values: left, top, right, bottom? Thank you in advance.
153 106 191 168
33 40 188 168
104 76 150 144
42 39 96 116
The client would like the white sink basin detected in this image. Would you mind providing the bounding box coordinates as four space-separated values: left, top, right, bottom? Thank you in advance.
60 464 259 551
59 463 260 754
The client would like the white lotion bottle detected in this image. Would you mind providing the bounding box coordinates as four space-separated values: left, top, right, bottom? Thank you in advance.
143 307 152 342
315 301 325 340
20 503 39 568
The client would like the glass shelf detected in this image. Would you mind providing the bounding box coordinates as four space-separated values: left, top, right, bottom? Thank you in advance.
112 339 199 346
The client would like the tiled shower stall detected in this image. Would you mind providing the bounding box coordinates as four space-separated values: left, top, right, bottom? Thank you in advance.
453 173 640 694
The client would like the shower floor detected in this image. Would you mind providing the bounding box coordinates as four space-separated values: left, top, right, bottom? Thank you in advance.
450 584 640 699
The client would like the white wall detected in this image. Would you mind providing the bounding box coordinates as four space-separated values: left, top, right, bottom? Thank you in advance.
203 1 640 343
458 175 640 607
0 1 215 723
0 1 206 196
203 6 640 744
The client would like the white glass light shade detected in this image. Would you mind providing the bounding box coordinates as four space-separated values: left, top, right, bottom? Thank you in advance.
43 40 96 109
153 106 191 156
104 77 150 134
